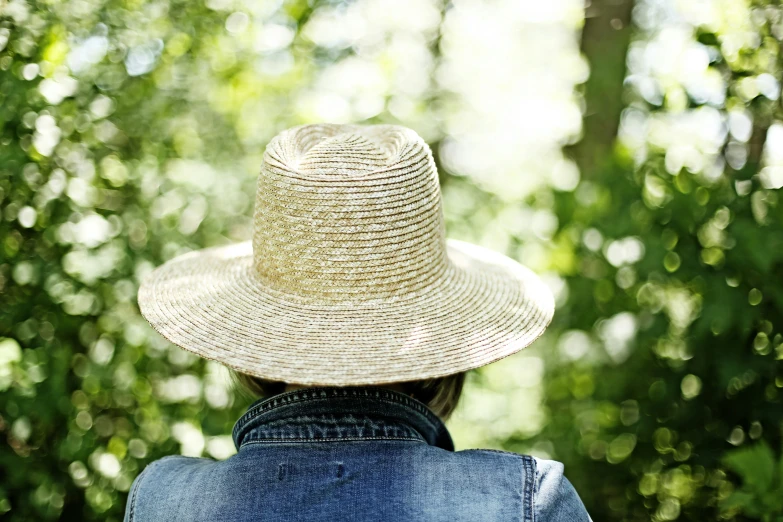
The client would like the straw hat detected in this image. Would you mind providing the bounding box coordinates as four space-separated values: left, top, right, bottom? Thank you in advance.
138 124 554 385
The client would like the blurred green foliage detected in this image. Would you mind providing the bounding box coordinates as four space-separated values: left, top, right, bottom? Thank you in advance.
1 0 782 521
721 441 783 520
534 1 783 519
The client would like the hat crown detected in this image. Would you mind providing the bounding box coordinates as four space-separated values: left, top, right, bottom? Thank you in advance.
253 124 448 298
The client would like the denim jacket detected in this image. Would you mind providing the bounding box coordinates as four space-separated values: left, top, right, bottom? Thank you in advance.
124 387 591 521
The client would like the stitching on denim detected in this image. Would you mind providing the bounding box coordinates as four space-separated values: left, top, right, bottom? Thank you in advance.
241 436 426 446
461 449 530 521
233 387 443 443
464 448 525 459
523 455 536 522
236 387 440 429
156 455 203 461
244 423 425 443
247 414 421 431
127 457 171 522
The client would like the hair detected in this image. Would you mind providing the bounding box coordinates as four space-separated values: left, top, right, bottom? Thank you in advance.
230 371 467 421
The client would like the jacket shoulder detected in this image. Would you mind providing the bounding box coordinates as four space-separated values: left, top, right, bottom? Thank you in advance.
457 450 591 521
532 457 592 522
124 455 215 522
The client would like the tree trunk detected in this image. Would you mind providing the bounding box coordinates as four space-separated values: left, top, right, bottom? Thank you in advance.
566 0 636 178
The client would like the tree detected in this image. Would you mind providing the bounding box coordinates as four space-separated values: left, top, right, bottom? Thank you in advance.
543 0 783 519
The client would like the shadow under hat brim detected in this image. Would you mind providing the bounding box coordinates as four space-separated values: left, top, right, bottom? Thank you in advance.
137 239 555 386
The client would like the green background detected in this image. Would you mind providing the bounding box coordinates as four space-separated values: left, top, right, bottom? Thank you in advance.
1 0 783 520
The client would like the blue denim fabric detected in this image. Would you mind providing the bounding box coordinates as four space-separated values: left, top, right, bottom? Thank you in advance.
124 387 591 521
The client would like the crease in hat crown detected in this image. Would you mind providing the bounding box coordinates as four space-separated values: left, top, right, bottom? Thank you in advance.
252 124 450 299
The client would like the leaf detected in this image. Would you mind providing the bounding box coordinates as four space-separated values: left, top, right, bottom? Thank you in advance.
723 441 776 494
720 491 756 511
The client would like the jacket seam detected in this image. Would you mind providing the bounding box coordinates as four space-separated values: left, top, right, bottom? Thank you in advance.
465 448 523 458
457 449 534 522
241 436 426 446
127 457 175 522
526 455 537 522
243 433 425 443
234 388 442 441
242 388 437 422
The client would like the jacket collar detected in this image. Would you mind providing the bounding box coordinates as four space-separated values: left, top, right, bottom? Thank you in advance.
232 387 454 451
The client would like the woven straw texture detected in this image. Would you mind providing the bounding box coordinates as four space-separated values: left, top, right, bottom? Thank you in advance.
138 124 555 385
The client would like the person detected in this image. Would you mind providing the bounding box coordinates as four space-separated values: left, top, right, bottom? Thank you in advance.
127 123 592 521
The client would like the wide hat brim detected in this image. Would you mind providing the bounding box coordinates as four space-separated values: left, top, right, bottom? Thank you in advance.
138 238 554 385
